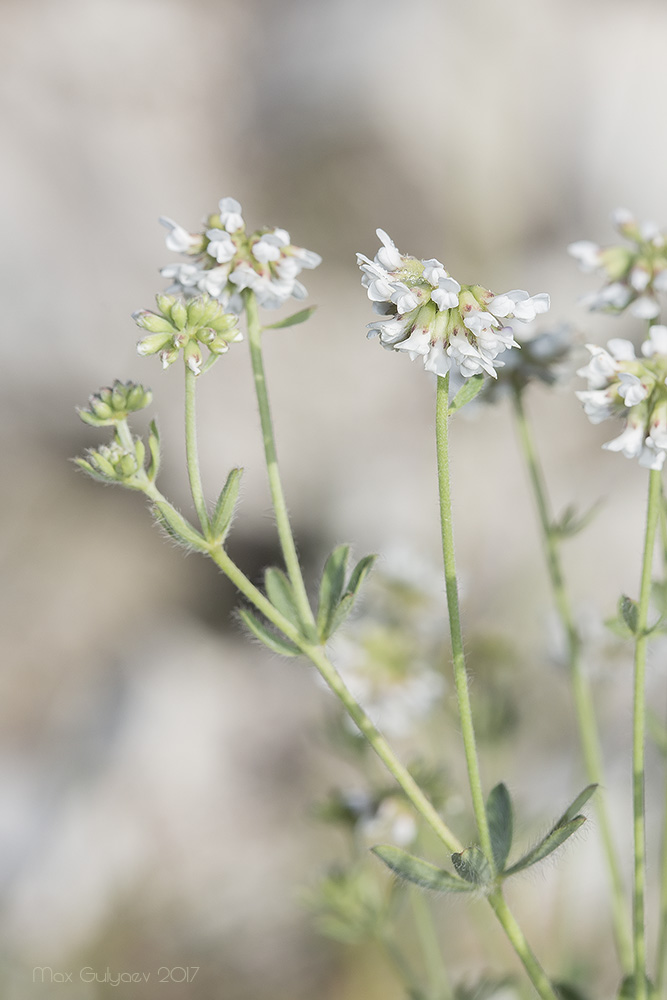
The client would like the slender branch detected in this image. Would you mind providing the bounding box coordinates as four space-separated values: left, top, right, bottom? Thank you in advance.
184 365 210 534
435 373 493 864
243 290 314 627
410 887 453 1000
655 493 667 996
487 890 559 1000
511 387 632 973
633 468 662 1000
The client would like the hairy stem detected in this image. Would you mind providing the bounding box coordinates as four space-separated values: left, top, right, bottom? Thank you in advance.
184 365 211 534
244 290 314 627
435 374 493 864
633 468 662 1000
512 387 632 972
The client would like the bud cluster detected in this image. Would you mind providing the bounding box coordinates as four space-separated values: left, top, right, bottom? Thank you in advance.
569 208 667 319
76 434 150 488
159 196 322 312
77 380 152 427
134 293 242 375
577 326 667 470
357 230 549 379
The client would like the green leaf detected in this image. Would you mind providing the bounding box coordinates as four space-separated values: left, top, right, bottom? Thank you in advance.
504 817 585 876
619 595 639 635
551 500 601 540
237 607 301 657
346 554 377 597
264 306 317 330
553 984 590 1000
317 545 350 639
487 783 513 871
210 467 243 543
264 567 302 628
147 420 160 482
448 374 485 415
450 846 493 886
555 784 597 827
153 501 210 552
371 845 474 894
326 592 356 637
73 458 111 483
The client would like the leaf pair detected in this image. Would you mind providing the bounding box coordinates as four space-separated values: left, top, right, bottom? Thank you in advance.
239 566 314 658
372 783 596 895
316 545 376 642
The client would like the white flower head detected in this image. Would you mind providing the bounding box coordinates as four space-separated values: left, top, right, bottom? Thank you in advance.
159 197 321 313
571 210 667 319
358 230 549 381
578 329 667 469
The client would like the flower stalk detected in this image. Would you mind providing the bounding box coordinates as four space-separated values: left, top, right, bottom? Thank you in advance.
435 373 494 864
243 289 315 629
184 366 211 535
633 468 662 1000
511 386 633 973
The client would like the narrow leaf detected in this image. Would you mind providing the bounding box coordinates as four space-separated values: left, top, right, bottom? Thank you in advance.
504 817 585 876
487 783 513 871
264 567 301 628
264 306 317 330
346 554 377 597
210 467 243 542
317 545 350 638
147 419 160 482
555 784 597 827
73 458 111 484
238 607 301 657
325 592 356 638
371 845 474 894
153 501 209 552
619 595 639 635
451 846 493 886
448 374 485 415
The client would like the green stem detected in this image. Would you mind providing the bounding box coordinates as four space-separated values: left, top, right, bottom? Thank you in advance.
207 543 559 999
633 468 662 1000
512 387 633 973
410 887 453 1000
487 890 560 1000
435 374 494 864
243 290 314 627
184 365 211 535
206 544 463 855
655 494 667 995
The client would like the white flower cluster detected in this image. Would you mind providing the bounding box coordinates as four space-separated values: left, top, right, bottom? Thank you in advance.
569 208 667 319
160 197 322 312
357 230 549 379
577 326 667 470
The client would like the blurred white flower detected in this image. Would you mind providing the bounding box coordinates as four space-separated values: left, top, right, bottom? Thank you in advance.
570 208 667 319
159 197 321 312
358 230 549 379
577 326 667 470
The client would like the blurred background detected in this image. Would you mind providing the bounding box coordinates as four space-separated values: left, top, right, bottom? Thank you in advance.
3 0 667 996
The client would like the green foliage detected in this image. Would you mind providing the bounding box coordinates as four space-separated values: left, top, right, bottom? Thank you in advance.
487 783 513 871
264 305 317 329
372 845 474 893
152 501 210 552
146 420 160 482
551 501 601 540
302 865 387 945
451 846 493 886
448 374 486 415
316 546 377 641
237 607 301 657
209 467 243 543
504 785 595 876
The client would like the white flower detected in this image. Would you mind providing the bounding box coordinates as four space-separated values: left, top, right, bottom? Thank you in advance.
218 196 244 233
641 324 667 357
567 240 602 273
358 229 548 380
159 216 201 254
578 332 667 469
617 372 647 406
205 228 237 263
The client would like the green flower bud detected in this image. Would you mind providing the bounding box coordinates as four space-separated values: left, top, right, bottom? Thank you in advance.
155 293 177 315
132 310 176 334
170 299 188 331
137 332 174 356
